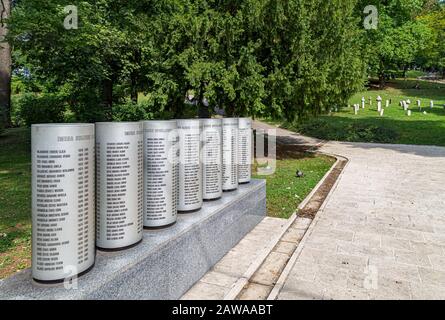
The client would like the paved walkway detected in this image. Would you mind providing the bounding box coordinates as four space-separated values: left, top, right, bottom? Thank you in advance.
182 217 289 300
276 136 445 299
252 120 323 147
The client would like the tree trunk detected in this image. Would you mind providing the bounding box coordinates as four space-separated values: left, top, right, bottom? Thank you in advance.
130 49 140 103
172 94 184 119
379 73 385 89
198 82 210 119
102 79 113 121
0 0 12 128
130 74 138 103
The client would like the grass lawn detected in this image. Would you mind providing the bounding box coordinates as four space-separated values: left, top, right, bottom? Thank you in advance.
0 127 32 280
253 153 335 219
277 79 445 146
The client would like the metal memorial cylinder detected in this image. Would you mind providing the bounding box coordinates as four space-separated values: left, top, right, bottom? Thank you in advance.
177 119 202 212
31 124 95 283
222 118 239 191
95 122 143 251
238 118 252 184
142 120 179 228
201 119 222 200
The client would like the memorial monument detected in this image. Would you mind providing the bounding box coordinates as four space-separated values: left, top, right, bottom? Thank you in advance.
222 118 239 191
95 122 143 250
177 119 202 212
238 118 252 184
31 124 95 283
142 120 179 228
201 119 223 200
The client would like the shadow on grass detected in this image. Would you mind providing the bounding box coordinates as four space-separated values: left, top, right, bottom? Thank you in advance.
294 115 445 157
386 79 445 102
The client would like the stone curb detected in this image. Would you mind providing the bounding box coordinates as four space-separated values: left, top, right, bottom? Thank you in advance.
267 153 349 300
223 151 345 300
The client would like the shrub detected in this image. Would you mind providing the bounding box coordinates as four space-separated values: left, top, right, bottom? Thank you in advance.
112 101 154 122
294 118 399 144
112 100 179 122
17 93 66 126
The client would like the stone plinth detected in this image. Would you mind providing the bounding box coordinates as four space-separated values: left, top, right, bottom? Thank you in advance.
0 179 266 300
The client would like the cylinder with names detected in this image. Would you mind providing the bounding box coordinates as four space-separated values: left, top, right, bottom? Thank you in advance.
143 120 179 228
177 119 202 212
31 124 95 283
201 119 223 200
95 122 143 250
222 118 239 191
238 118 252 184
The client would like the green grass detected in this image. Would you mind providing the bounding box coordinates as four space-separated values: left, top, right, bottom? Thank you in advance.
0 127 32 279
279 79 445 146
253 154 335 219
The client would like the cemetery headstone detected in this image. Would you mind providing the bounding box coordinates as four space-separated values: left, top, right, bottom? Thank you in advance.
376 95 382 112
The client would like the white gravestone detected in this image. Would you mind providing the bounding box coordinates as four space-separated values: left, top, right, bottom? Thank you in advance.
222 118 239 191
407 110 412 116
430 100 434 109
386 100 390 108
201 119 223 200
361 97 365 109
377 96 382 112
403 101 408 111
177 119 202 212
31 124 95 283
142 120 179 228
380 109 384 116
96 122 143 250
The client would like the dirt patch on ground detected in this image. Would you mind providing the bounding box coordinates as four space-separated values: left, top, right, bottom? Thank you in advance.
276 143 319 160
0 244 31 280
298 158 347 219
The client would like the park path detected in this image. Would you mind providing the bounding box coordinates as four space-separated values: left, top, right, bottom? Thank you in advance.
252 121 445 299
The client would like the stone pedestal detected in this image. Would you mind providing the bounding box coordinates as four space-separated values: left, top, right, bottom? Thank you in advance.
0 180 266 300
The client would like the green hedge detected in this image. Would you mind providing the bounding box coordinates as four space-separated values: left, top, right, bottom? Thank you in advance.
291 118 399 144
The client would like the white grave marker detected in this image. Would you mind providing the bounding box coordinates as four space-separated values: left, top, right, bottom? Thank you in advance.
376 96 382 112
